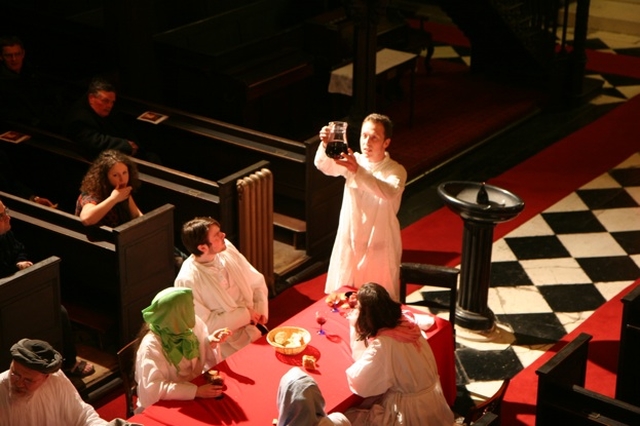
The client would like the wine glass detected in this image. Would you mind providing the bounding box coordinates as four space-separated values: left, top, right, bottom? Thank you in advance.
315 311 327 335
331 299 341 313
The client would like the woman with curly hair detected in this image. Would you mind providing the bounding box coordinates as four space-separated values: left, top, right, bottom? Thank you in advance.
75 149 142 227
344 282 454 426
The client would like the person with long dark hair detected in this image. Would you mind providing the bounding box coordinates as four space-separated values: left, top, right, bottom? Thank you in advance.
344 282 454 425
75 149 141 227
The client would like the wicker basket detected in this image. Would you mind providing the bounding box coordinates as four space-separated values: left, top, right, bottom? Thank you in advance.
267 326 311 355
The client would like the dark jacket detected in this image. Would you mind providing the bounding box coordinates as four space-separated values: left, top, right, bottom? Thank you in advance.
0 230 28 278
64 96 137 159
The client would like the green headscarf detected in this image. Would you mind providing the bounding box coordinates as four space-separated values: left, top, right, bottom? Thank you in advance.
142 287 200 370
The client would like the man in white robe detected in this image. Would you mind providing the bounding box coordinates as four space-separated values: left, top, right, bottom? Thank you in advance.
315 114 407 301
175 216 269 359
0 338 109 426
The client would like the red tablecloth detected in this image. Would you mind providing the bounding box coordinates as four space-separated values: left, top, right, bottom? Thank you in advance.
128 292 455 425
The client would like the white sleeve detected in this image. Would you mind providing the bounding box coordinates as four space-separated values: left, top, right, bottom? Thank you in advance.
135 335 198 409
348 159 406 201
346 339 394 398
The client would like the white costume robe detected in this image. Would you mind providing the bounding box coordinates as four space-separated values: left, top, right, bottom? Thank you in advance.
0 369 107 426
135 316 220 412
315 145 406 300
345 330 454 426
174 240 269 359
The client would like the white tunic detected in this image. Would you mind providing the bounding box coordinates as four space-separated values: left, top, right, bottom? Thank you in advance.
315 145 406 300
135 316 220 411
174 240 269 359
0 369 107 426
345 333 454 426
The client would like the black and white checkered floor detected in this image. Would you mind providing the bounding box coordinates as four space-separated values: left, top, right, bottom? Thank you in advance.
408 152 640 411
407 30 640 411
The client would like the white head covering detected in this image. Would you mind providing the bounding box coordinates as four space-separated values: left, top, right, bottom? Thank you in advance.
276 367 351 426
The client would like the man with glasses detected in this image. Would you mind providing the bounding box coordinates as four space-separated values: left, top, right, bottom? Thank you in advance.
0 338 109 425
65 77 160 163
175 216 269 359
0 199 95 378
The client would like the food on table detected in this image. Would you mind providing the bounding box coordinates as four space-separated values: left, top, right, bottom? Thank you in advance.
302 355 317 370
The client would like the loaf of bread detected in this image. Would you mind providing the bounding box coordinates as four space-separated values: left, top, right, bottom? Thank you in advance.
302 355 317 370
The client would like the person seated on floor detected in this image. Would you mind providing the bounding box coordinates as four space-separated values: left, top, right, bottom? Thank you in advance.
343 282 454 426
135 287 231 412
75 149 142 227
0 338 108 425
0 198 94 378
277 366 351 426
175 216 269 359
0 35 66 129
65 76 160 163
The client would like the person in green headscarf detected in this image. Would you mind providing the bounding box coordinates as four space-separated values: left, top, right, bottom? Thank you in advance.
134 287 231 412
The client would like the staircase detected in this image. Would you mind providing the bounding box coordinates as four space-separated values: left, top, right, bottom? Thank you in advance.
433 0 601 103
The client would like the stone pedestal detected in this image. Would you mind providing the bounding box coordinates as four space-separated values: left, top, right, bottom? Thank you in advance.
438 181 524 332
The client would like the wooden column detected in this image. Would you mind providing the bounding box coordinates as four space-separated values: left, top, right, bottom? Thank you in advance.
103 0 162 101
345 0 388 139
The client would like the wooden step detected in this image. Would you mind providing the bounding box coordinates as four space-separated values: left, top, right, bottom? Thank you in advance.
273 212 306 249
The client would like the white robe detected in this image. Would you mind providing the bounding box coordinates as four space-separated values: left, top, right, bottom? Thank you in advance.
135 316 220 412
345 332 454 426
0 369 107 426
174 240 269 359
315 145 406 300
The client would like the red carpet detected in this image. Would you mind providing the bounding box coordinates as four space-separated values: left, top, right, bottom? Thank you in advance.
501 280 640 426
389 59 546 180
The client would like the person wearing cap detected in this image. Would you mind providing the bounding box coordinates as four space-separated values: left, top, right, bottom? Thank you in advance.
0 198 94 378
277 367 351 426
0 338 108 426
135 287 232 412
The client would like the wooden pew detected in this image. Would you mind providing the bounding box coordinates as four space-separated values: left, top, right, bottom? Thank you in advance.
1 121 269 250
1 191 175 349
536 333 640 425
113 95 343 259
152 0 317 132
0 256 63 369
616 285 640 406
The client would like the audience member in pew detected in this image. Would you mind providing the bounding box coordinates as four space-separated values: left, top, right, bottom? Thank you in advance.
0 148 57 208
175 216 269 359
315 114 406 301
343 283 454 426
135 287 231 412
0 35 66 129
65 76 160 163
0 199 95 378
0 338 109 425
277 366 351 426
76 149 142 227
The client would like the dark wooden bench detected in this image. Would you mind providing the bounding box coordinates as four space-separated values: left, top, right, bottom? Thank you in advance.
152 0 317 131
1 191 176 349
1 120 269 251
113 95 343 260
0 256 63 369
536 332 640 425
616 285 640 406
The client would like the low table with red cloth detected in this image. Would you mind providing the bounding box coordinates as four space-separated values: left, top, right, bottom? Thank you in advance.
128 289 456 425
